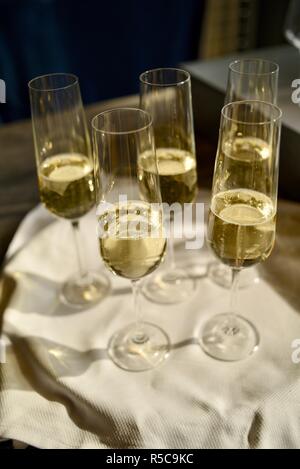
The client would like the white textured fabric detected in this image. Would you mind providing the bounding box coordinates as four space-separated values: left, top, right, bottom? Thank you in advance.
0 195 300 449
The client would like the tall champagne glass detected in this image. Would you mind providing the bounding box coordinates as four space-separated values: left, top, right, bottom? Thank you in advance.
139 68 197 304
208 59 279 289
29 73 110 308
200 100 282 361
92 108 170 371
225 58 279 105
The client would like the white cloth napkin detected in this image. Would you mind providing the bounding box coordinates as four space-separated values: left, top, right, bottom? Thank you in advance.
0 195 300 449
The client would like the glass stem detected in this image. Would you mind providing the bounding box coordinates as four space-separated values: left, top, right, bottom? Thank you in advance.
71 220 87 279
230 268 240 313
222 268 241 336
132 279 148 344
168 213 176 270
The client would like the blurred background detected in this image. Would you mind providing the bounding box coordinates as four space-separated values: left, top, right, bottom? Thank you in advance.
0 0 290 123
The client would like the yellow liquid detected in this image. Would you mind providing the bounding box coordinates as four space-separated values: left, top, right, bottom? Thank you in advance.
99 201 166 280
39 153 94 219
207 189 276 268
138 148 197 205
217 136 272 194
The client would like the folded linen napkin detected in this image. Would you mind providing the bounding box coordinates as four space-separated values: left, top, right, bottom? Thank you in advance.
0 193 299 449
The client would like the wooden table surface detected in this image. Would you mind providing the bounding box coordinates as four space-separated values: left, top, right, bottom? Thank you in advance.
0 94 299 312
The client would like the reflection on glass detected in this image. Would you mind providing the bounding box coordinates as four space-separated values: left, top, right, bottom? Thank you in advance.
139 68 198 304
200 100 282 361
29 73 110 308
209 58 279 290
92 108 170 371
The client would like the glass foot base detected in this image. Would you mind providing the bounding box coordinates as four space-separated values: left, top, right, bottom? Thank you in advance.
108 322 170 371
142 268 196 304
207 263 260 289
200 313 259 361
61 271 111 308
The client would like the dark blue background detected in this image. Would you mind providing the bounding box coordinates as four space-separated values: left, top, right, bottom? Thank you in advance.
0 0 204 122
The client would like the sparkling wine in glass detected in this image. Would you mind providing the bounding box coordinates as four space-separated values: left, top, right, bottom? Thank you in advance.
200 100 282 361
29 73 110 308
92 108 170 371
208 58 279 290
139 68 198 304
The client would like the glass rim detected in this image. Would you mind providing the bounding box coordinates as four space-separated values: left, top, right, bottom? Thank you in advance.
229 59 279 76
139 67 190 87
221 100 282 125
91 107 153 135
28 72 79 92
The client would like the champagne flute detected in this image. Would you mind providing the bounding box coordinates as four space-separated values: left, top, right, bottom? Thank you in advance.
139 68 197 304
92 108 170 371
200 100 282 361
208 59 279 289
225 58 279 104
29 73 110 308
